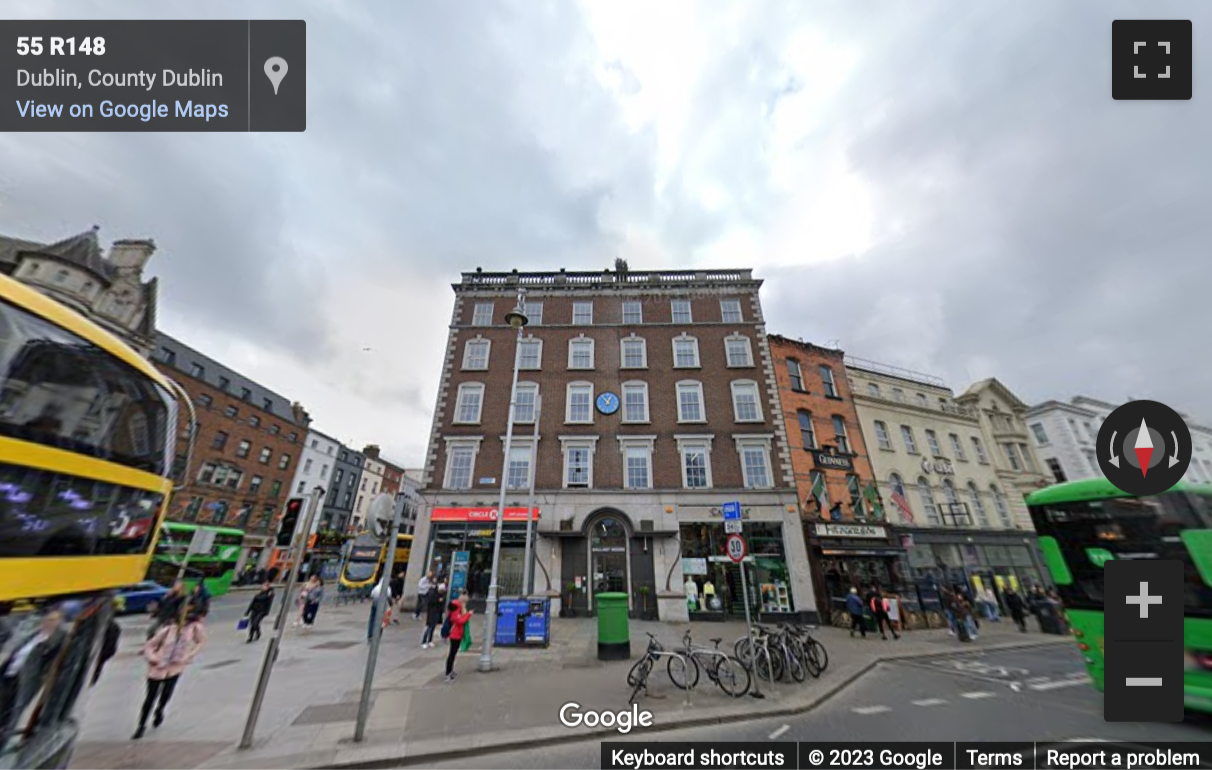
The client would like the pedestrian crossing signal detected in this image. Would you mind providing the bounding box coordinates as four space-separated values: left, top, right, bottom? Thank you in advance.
277 497 305 547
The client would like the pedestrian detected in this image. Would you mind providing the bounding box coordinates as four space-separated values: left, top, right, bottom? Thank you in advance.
147 581 186 640
441 597 473 682
188 581 211 620
301 576 324 629
845 587 866 638
421 583 445 648
390 570 405 625
939 588 958 635
132 608 206 739
267 565 280 584
415 572 434 619
91 607 121 686
1005 588 1028 633
0 608 66 749
956 596 979 640
866 585 899 640
979 587 1001 621
244 581 275 642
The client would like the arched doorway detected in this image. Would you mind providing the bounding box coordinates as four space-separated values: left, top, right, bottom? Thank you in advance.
588 514 630 601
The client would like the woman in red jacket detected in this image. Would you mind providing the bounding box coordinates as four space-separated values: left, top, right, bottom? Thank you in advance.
443 598 473 682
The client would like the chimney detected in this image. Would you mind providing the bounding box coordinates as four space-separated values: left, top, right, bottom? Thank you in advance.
290 402 311 427
107 239 156 272
363 444 381 460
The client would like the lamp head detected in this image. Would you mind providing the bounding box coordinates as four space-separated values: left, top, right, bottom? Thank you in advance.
504 294 529 329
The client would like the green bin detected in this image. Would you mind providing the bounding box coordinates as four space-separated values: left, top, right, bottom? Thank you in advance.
596 592 630 661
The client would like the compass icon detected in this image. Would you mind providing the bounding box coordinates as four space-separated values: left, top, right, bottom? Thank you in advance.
1096 399 1192 495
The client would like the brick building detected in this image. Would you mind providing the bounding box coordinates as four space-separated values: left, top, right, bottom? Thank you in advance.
152 333 309 568
767 335 903 624
402 266 813 624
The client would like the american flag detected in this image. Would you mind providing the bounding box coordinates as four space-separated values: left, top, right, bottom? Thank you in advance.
890 486 914 523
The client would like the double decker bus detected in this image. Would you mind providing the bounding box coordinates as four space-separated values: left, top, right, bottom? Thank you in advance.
146 521 245 597
0 273 187 768
1026 477 1212 713
339 532 413 593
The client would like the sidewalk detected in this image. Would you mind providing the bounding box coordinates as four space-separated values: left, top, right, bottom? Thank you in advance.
71 608 1074 770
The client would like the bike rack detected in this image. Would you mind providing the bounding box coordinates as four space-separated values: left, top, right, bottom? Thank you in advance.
647 649 692 706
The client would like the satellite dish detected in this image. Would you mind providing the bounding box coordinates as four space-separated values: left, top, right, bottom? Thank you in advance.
368 494 395 540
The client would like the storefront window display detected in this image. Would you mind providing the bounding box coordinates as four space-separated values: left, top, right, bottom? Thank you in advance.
427 523 528 603
679 522 793 618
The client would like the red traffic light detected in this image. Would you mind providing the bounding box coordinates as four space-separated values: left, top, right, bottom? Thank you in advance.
286 498 304 515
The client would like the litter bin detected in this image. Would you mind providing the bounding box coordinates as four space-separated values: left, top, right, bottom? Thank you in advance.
495 599 528 646
524 599 550 646
596 592 630 660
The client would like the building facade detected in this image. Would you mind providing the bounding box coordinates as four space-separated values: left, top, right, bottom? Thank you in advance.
1 227 160 356
352 446 387 530
846 358 1047 628
767 335 900 624
288 429 340 531
319 445 365 534
398 471 423 535
152 333 309 568
403 267 812 624
1026 396 1212 486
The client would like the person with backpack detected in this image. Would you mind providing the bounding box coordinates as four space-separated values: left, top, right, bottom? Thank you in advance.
865 585 899 640
845 587 866 638
441 597 473 682
420 582 445 649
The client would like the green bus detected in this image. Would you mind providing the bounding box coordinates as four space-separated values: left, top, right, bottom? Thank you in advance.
146 521 245 597
1026 477 1212 713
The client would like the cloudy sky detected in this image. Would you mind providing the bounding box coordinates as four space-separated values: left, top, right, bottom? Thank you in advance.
2 0 1209 465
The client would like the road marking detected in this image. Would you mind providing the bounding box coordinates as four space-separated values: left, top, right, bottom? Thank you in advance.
911 698 947 707
768 725 791 740
852 705 892 715
1030 678 1088 691
1064 738 1110 742
961 691 995 699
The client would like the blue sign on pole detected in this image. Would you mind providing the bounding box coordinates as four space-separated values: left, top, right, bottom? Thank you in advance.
722 501 742 521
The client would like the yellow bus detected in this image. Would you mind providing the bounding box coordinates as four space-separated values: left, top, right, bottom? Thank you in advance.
0 273 186 769
338 533 413 593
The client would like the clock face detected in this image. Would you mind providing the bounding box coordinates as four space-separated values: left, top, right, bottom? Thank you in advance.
596 392 620 415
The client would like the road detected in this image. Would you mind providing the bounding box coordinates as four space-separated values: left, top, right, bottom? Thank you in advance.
421 645 1211 769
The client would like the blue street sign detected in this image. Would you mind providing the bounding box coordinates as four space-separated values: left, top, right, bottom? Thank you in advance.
722 501 742 521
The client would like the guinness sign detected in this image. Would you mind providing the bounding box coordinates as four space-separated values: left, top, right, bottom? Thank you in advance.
812 448 854 472
920 457 955 475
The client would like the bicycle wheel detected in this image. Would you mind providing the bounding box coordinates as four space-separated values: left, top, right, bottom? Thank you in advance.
627 656 649 687
629 657 653 704
753 646 774 682
734 637 753 666
810 639 828 672
669 653 700 690
798 640 822 678
714 656 751 698
784 644 806 683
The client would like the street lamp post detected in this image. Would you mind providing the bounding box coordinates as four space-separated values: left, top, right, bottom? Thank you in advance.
478 289 529 673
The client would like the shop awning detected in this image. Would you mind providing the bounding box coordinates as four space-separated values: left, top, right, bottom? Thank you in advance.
821 548 904 556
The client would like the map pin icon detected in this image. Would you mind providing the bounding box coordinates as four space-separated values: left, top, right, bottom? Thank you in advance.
264 57 288 95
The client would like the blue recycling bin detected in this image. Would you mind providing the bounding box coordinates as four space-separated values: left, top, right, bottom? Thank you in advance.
524 599 551 646
495 599 528 646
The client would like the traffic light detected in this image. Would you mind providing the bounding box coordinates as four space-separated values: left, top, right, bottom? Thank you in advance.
277 497 305 547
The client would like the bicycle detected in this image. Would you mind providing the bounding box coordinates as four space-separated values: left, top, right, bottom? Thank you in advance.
779 623 821 679
627 632 690 704
669 630 751 698
735 625 782 683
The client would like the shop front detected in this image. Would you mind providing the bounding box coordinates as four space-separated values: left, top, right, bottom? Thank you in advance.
804 522 904 627
421 506 539 613
892 527 1047 629
554 508 669 620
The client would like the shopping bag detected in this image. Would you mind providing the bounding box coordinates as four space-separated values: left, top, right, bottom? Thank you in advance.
460 620 472 652
237 617 250 631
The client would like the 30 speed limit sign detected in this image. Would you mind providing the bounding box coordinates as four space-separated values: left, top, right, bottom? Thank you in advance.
725 533 747 563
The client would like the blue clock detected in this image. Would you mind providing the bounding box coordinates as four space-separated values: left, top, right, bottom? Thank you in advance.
596 392 620 415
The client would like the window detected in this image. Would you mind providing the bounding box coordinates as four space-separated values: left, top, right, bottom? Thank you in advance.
671 299 692 324
820 366 838 397
250 475 263 493
236 440 251 459
212 431 229 450
506 446 532 490
677 381 706 422
867 383 880 398
566 382 593 424
249 414 260 428
217 376 231 392
848 475 865 518
573 301 594 325
925 429 943 457
1030 423 1049 445
445 444 477 490
798 411 817 449
725 335 753 367
808 469 829 510
892 388 905 403
1002 442 1021 471
1083 422 1096 442
991 485 1012 527
1083 450 1099 475
623 301 643 324
518 338 542 369
619 437 655 490
967 481 989 526
311 439 318 449
279 454 291 470
917 477 940 525
224 405 239 418
158 347 177 366
568 337 594 369
263 399 274 413
298 480 307 494
561 438 597 488
942 479 960 514
528 302 543 326
472 302 494 326
888 474 909 521
972 436 989 464
304 458 313 473
949 433 967 461
731 381 763 422
873 420 892 450
916 393 928 407
832 415 851 453
190 363 205 378
786 359 805 391
677 437 713 489
900 425 919 454
622 382 649 423
463 338 490 370
1068 418 1085 443
514 383 538 423
259 447 271 463
1019 444 1036 472
197 394 213 409
321 464 328 478
735 437 773 489
1046 458 1067 483
54 268 69 284
673 335 700 368
241 387 252 401
621 336 647 368
720 299 742 323
454 383 485 424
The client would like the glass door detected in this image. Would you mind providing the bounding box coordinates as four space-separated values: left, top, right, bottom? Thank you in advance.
589 517 629 611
